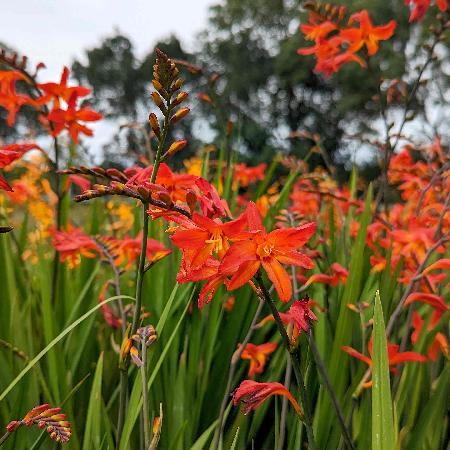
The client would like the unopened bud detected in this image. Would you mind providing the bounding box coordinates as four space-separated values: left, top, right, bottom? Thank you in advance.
164 139 187 159
173 91 188 106
172 79 183 91
171 107 190 124
149 113 161 138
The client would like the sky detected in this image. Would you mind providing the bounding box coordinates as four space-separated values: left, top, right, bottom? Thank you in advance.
1 0 217 156
1 0 216 79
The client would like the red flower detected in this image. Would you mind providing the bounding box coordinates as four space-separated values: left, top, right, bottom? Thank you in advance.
98 280 122 329
37 66 91 107
170 211 247 270
300 21 337 41
303 262 348 288
342 337 426 387
340 10 396 56
112 233 171 270
404 292 449 314
0 71 38 126
411 311 448 361
239 342 278 377
0 143 41 191
220 202 316 302
50 226 99 267
233 380 302 416
257 298 319 342
176 256 229 309
47 92 102 143
405 0 448 22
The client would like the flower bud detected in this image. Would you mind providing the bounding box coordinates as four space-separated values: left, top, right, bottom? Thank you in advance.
172 91 188 106
164 139 187 159
148 113 161 138
171 107 190 124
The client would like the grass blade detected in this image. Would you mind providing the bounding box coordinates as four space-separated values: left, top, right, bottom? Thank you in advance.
372 290 395 450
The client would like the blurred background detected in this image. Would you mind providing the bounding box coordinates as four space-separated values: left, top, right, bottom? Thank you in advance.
1 0 449 180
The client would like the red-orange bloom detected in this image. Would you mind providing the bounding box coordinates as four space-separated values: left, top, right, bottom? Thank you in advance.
300 20 337 41
233 380 302 416
38 66 91 107
113 233 171 270
404 292 449 314
411 311 449 361
340 10 396 56
0 70 38 126
170 211 247 270
239 342 278 377
47 92 102 144
257 298 319 342
303 262 348 288
0 143 41 191
220 202 316 302
342 337 426 386
50 226 99 267
405 0 448 22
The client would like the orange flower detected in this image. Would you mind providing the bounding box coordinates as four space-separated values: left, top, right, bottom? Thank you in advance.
342 337 427 386
233 380 302 416
340 10 396 56
0 70 38 126
239 342 278 377
303 262 348 288
112 233 171 270
220 202 316 302
405 0 448 22
37 66 91 107
233 163 267 188
47 92 102 144
404 292 449 314
300 20 337 41
50 226 99 268
411 312 449 361
170 211 247 270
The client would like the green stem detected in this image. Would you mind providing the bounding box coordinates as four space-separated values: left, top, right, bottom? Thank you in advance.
255 272 317 450
116 368 128 447
116 101 171 446
307 332 355 450
141 340 151 448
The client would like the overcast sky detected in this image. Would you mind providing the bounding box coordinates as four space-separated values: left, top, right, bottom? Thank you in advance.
1 0 217 79
1 0 217 156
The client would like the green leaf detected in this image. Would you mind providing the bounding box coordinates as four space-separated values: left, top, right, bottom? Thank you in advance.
405 363 450 450
0 295 134 402
83 353 104 450
372 290 395 450
229 427 240 450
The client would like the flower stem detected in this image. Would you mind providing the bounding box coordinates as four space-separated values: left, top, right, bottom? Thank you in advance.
255 272 317 450
0 431 12 447
213 298 264 450
307 331 355 450
141 340 151 448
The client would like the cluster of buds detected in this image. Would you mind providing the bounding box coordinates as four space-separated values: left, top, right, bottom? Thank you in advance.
149 48 190 160
119 325 157 369
61 165 191 217
303 1 347 23
6 404 71 443
130 325 158 367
